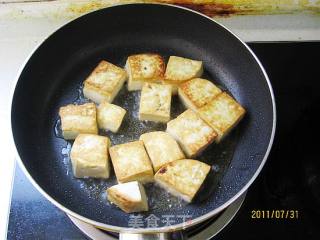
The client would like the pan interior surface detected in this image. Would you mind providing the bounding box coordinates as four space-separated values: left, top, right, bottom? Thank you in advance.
11 4 274 229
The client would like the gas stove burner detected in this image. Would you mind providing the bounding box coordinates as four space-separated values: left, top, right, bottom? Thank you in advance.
68 192 246 240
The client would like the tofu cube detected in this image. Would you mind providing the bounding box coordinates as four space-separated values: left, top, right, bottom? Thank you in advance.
198 92 246 142
140 131 185 172
109 141 154 183
83 60 127 104
178 78 222 111
154 159 210 202
107 181 148 213
166 109 217 158
164 56 203 94
70 134 110 178
139 83 172 123
125 54 165 91
59 103 98 140
97 102 126 133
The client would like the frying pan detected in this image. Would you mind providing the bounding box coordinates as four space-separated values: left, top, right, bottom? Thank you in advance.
10 3 276 237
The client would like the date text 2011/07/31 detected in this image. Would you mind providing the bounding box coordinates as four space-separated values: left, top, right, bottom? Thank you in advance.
251 210 299 219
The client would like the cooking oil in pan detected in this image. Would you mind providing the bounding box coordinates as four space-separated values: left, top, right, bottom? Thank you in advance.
61 142 72 176
53 85 90 139
54 83 238 211
54 118 63 138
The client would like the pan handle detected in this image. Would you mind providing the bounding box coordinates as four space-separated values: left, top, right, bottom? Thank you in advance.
119 232 185 240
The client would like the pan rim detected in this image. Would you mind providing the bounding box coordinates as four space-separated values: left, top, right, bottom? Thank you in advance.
9 3 276 233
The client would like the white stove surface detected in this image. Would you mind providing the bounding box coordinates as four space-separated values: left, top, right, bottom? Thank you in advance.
0 14 68 240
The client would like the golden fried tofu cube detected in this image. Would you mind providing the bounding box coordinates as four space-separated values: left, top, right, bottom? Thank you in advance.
154 159 210 202
140 131 185 172
198 92 246 142
70 134 110 178
139 83 172 123
59 103 98 140
97 102 126 133
166 109 217 158
125 54 165 91
164 56 203 94
107 181 148 213
83 60 127 104
178 78 222 111
109 141 154 184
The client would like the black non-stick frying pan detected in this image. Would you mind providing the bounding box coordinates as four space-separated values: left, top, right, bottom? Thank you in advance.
11 3 275 235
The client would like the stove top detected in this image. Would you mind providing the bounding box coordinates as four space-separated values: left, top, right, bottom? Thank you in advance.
7 42 320 240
